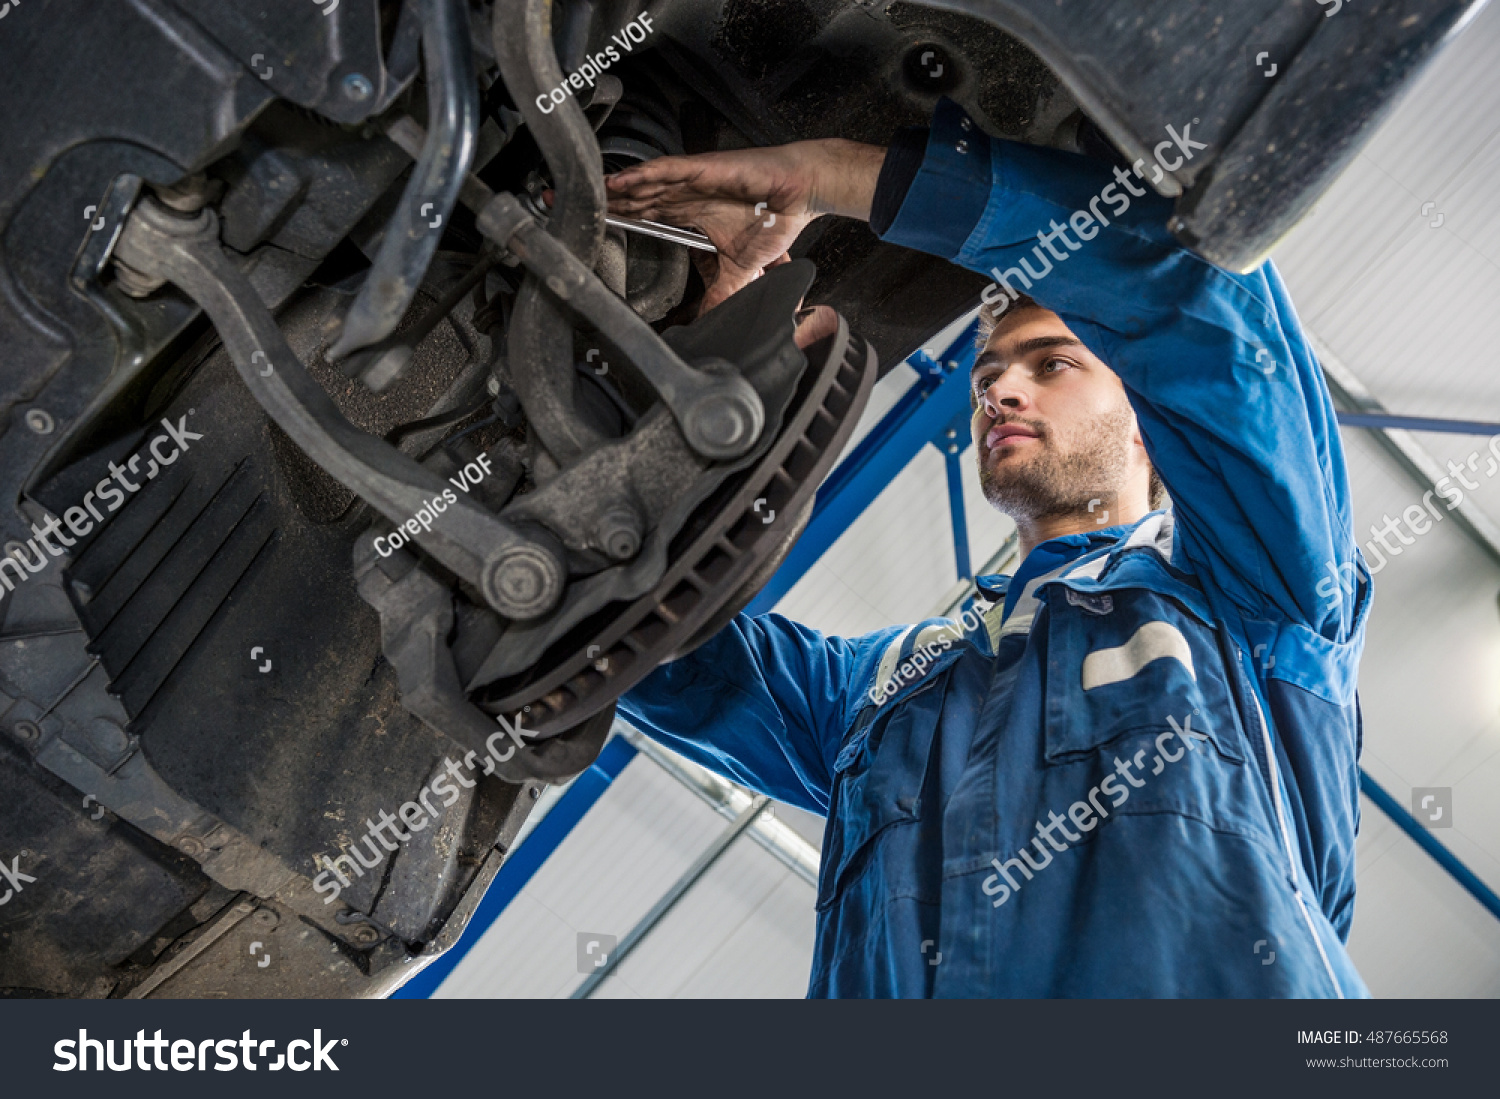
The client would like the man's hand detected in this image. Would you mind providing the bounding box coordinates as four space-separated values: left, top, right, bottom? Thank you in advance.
605 139 886 313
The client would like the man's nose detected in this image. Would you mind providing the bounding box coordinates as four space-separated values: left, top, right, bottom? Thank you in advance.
979 376 1029 418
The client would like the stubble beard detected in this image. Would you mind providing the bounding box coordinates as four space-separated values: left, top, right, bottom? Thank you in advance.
978 405 1136 523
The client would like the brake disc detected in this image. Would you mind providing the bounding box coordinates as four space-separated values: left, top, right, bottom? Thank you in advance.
480 311 877 737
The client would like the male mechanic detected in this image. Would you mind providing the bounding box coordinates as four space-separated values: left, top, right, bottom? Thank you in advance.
608 99 1371 998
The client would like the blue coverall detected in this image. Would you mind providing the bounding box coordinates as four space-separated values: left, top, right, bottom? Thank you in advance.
620 99 1372 998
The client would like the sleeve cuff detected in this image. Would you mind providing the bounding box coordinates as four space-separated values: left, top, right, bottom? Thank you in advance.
869 126 929 237
875 97 993 259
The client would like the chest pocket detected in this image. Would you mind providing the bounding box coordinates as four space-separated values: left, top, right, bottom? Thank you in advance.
816 665 952 911
1041 581 1248 767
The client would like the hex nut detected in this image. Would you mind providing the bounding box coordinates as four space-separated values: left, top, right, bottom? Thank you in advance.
24 409 54 435
14 720 40 742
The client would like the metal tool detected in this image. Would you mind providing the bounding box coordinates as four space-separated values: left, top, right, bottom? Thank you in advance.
603 212 716 253
518 190 715 252
382 116 717 254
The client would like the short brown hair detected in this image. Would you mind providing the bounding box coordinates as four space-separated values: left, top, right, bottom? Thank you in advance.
976 290 1043 350
1147 468 1167 511
973 291 1168 511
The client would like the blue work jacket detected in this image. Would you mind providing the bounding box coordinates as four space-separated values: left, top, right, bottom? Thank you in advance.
620 99 1371 998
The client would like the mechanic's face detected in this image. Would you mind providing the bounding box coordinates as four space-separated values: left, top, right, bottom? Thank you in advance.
969 307 1146 522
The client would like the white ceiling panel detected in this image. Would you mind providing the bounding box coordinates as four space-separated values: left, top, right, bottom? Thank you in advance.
1306 227 1500 418
1272 155 1428 325
1340 430 1500 810
434 755 725 998
774 444 960 637
1276 0 1500 420
671 874 819 998
601 838 813 998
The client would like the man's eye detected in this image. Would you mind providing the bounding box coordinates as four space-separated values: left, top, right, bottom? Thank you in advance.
972 374 995 397
1039 357 1073 375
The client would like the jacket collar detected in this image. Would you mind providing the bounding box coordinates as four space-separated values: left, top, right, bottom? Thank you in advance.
972 511 1177 645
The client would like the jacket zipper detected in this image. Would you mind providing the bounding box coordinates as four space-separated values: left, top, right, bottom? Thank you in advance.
1241 646 1345 999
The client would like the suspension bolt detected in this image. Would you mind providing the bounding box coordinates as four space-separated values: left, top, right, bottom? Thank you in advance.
24 409 54 435
681 369 765 460
153 174 210 214
595 506 643 561
343 73 374 102
483 539 565 620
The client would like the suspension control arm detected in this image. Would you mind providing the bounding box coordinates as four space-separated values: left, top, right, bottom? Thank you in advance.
478 192 765 460
113 197 566 621
492 0 608 465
